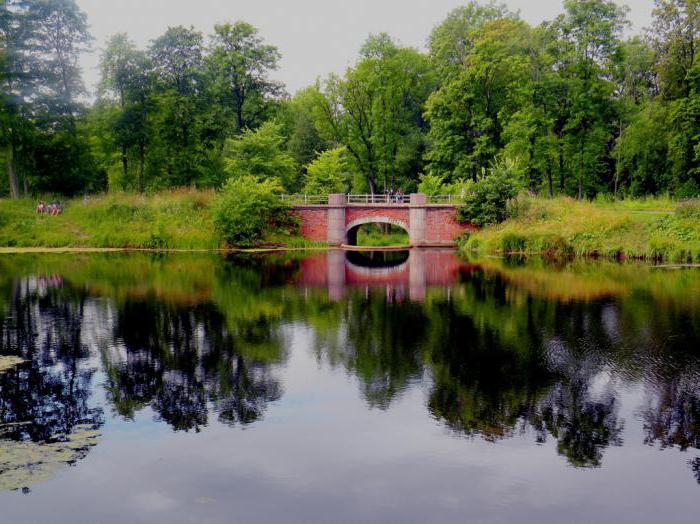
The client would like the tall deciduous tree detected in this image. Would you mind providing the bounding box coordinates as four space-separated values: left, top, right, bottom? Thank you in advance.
1 0 98 197
425 18 531 183
99 34 148 186
148 26 206 187
652 0 700 100
651 0 700 195
428 1 513 78
547 0 628 198
312 34 434 193
25 0 92 126
0 0 29 198
208 21 283 134
223 121 296 190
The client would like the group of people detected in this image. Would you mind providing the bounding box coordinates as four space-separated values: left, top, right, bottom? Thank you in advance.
36 201 63 216
383 188 405 203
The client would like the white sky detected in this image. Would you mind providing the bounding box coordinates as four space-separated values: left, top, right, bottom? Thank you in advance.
76 0 654 97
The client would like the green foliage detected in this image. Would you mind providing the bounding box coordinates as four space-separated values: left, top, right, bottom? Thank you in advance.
0 190 218 249
86 20 283 195
676 199 700 219
311 34 436 193
355 224 409 247
208 21 282 133
417 174 447 196
428 1 514 77
614 101 672 195
3 0 700 211
213 176 293 247
458 159 522 226
223 122 296 190
280 87 330 181
501 233 527 253
1 0 98 198
460 196 700 262
302 147 352 194
426 17 531 183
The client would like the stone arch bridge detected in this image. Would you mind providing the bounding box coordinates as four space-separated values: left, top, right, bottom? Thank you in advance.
291 193 474 247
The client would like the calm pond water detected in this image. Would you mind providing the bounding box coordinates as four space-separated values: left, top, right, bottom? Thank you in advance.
0 249 699 523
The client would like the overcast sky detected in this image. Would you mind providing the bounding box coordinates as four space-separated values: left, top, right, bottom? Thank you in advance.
76 0 655 97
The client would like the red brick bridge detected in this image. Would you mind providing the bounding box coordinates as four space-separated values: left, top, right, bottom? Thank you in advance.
291 193 474 247
294 249 478 302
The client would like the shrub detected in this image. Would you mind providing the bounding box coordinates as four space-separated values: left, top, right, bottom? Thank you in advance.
676 199 700 219
676 179 700 199
144 233 168 250
501 233 526 253
537 234 573 258
458 159 522 226
303 147 352 194
224 122 296 191
213 176 292 247
417 174 446 196
505 193 533 220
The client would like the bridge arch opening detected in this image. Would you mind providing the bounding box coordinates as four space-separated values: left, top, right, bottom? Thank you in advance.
345 250 410 269
345 217 410 247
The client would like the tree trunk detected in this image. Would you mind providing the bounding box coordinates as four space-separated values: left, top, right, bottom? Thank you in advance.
558 144 565 194
121 144 128 181
578 136 584 201
528 134 537 194
614 120 623 197
367 175 379 195
6 143 20 199
578 178 583 201
236 100 245 132
138 141 145 194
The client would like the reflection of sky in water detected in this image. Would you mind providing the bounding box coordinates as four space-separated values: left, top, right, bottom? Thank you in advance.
0 251 698 523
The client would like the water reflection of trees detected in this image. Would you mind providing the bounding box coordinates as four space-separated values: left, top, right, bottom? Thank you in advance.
104 299 284 432
342 296 426 409
426 300 554 442
641 378 700 452
97 255 296 431
426 269 698 472
0 278 104 491
0 263 289 440
422 277 626 467
1 253 700 484
310 267 698 474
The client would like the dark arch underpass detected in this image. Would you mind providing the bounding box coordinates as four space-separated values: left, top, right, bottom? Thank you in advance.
345 217 410 246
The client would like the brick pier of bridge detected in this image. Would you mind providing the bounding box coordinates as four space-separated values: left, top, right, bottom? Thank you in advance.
292 193 474 247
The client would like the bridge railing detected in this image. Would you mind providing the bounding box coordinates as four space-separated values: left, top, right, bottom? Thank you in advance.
346 194 411 204
281 194 461 205
280 194 330 205
426 194 458 204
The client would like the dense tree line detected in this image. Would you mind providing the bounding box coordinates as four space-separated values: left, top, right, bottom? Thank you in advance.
2 0 700 198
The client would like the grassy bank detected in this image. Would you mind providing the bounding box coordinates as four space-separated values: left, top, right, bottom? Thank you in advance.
460 196 700 263
0 189 318 250
356 224 410 247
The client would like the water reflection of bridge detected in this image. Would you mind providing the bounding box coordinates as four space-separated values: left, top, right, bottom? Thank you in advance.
295 249 470 302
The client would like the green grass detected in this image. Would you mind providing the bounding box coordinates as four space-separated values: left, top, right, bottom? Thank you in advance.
460 196 700 263
355 224 410 247
0 189 317 250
